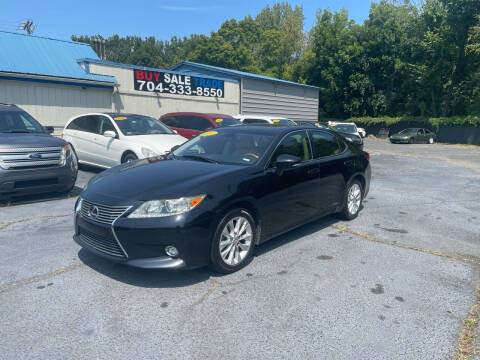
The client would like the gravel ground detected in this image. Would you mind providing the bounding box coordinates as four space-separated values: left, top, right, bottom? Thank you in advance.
0 139 479 360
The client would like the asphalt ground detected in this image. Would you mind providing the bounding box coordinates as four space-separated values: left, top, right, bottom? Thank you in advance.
1 139 479 359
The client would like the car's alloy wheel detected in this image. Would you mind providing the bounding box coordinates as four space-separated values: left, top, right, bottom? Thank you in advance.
338 180 363 220
210 209 256 273
347 183 362 216
429 138 434 144
219 216 253 266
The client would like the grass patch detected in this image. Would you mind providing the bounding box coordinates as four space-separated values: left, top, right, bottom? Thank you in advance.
453 288 480 359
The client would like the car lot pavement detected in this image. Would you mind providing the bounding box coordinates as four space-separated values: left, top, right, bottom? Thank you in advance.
0 140 479 359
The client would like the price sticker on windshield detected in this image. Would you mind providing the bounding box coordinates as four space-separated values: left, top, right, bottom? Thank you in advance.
114 116 127 120
201 131 218 137
215 119 223 123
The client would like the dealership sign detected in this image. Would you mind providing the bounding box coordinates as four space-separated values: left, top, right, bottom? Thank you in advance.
133 69 224 98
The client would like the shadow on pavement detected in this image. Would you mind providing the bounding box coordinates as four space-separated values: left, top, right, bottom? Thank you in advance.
78 214 343 287
78 248 213 288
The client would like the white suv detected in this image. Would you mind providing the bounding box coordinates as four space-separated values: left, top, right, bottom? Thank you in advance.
63 113 187 168
328 121 363 137
235 115 297 125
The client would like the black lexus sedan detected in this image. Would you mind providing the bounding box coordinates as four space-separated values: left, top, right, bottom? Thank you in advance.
74 125 371 273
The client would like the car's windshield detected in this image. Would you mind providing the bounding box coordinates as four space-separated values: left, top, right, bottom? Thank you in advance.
111 114 174 136
331 124 357 133
212 117 241 127
172 131 275 165
0 110 45 134
399 129 418 135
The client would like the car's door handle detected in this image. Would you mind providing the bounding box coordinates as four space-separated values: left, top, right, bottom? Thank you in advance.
308 168 320 175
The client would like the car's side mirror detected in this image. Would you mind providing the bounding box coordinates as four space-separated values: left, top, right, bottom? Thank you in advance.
173 129 178 134
103 130 116 138
276 154 301 170
45 126 55 134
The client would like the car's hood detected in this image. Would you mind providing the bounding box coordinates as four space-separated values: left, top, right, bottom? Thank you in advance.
0 133 66 149
125 134 187 154
83 158 248 204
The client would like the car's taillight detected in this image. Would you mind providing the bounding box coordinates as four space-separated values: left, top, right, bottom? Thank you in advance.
365 153 370 161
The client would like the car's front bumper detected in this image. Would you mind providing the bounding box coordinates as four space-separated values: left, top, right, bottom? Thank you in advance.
390 138 409 144
0 159 77 199
73 202 215 270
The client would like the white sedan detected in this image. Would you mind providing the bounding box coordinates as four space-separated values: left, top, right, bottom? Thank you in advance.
63 113 187 168
235 114 297 125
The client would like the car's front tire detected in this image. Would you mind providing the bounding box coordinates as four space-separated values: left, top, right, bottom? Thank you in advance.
428 138 434 144
338 180 363 220
122 152 138 163
210 209 256 274
409 138 414 144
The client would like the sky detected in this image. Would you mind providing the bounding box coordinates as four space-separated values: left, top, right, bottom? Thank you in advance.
0 0 374 41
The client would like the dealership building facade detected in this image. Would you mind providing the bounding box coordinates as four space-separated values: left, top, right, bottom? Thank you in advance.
0 31 319 130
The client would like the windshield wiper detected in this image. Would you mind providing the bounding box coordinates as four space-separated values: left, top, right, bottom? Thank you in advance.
179 155 219 163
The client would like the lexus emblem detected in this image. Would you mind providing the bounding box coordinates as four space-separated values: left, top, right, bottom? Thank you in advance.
89 206 99 219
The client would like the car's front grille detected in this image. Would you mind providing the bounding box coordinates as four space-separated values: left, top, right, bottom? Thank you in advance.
0 147 62 170
80 199 130 225
78 227 126 259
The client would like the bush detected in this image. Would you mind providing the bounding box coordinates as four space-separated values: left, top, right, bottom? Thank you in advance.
339 116 480 128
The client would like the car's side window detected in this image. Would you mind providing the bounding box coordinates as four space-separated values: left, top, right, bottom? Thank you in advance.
309 131 344 158
175 115 193 130
270 131 311 167
190 116 213 131
162 116 180 128
67 116 97 132
243 118 268 124
418 129 424 135
99 116 117 135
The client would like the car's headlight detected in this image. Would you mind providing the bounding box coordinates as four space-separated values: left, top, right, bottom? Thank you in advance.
59 144 71 166
142 147 158 158
128 195 206 218
75 198 83 213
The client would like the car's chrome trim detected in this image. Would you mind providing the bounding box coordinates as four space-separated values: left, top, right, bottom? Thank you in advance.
111 206 133 259
125 256 186 269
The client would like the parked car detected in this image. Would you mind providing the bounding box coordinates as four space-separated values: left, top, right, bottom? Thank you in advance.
159 112 241 139
74 124 371 273
295 121 317 127
235 114 297 125
358 127 367 138
63 113 187 169
0 103 77 199
327 122 364 149
389 128 436 144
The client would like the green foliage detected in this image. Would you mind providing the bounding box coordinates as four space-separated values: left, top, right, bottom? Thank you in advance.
72 0 480 121
348 115 480 127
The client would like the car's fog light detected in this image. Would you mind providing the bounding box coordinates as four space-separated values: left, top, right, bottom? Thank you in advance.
165 246 179 257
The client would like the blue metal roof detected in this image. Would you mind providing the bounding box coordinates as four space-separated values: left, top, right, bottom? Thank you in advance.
0 31 116 84
79 58 238 83
170 61 320 90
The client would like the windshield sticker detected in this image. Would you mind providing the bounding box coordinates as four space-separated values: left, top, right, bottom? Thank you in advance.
114 116 127 120
215 118 223 123
315 123 319 126
201 131 218 137
272 119 280 123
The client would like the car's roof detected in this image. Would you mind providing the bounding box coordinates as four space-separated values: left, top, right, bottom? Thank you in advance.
236 114 288 120
160 112 233 118
0 103 21 112
214 124 328 136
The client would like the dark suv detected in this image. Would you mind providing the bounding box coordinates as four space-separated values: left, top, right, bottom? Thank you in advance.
159 112 240 139
0 104 78 200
